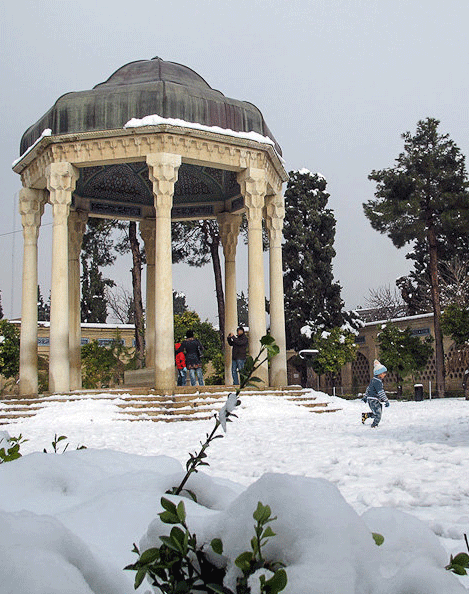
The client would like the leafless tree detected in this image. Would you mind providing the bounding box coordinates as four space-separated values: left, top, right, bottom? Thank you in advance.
439 258 469 308
106 285 135 325
363 285 408 321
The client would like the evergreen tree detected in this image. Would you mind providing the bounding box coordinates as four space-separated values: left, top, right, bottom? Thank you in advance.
237 291 249 327
441 304 469 346
364 118 469 397
0 320 20 379
283 170 345 351
81 218 116 323
0 291 3 320
311 327 358 387
376 323 433 394
37 285 50 321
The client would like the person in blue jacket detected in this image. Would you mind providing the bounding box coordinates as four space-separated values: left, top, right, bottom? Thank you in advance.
362 360 390 428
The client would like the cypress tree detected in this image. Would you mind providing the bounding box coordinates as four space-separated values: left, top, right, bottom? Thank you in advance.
283 170 345 351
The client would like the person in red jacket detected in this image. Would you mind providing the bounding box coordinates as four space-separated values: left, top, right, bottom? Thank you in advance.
175 343 187 386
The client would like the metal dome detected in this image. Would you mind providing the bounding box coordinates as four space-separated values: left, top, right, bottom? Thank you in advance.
20 57 281 155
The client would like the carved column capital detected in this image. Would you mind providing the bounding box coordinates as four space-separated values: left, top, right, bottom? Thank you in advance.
265 193 285 246
19 188 45 242
237 167 267 224
139 219 156 266
147 153 182 216
46 162 79 225
68 211 88 261
217 212 242 261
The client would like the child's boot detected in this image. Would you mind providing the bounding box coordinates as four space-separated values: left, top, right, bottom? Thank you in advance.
361 412 369 424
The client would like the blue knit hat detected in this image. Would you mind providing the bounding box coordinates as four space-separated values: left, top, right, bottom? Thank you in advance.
374 360 387 376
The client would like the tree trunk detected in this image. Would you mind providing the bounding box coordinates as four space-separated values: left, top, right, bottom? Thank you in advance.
129 221 145 369
208 226 225 350
427 224 445 398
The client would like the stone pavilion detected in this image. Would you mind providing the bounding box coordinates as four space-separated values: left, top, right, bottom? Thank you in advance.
13 57 288 395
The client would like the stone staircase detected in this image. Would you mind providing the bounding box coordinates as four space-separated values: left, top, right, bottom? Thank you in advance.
0 386 341 426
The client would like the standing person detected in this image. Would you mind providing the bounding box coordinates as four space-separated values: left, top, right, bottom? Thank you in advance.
227 326 248 385
362 359 390 428
176 330 204 386
175 342 187 386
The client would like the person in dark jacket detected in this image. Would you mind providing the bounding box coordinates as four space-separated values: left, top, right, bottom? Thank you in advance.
227 326 248 385
176 330 204 386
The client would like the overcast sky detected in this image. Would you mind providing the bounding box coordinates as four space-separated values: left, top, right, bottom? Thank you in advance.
1 0 468 324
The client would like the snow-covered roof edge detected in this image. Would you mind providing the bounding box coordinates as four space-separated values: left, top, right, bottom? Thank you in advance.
362 312 434 328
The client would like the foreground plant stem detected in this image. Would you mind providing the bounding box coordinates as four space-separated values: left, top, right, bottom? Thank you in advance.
173 336 279 496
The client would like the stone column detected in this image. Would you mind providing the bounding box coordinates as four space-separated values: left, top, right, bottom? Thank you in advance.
266 193 288 387
46 162 79 393
238 168 268 385
140 219 156 368
68 210 88 391
218 212 242 385
147 153 181 390
19 188 45 396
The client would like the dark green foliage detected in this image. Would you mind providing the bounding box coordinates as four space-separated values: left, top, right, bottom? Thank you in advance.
441 304 469 346
283 170 345 350
81 219 116 323
446 535 469 575
364 117 469 397
311 328 358 383
0 319 20 379
125 498 286 594
235 502 287 594
0 434 26 463
43 433 87 453
37 285 50 321
376 323 433 389
81 336 128 388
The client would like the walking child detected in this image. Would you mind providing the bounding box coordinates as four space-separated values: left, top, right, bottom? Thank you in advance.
362 360 390 428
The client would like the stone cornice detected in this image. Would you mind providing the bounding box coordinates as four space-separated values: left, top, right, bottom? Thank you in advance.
13 125 288 192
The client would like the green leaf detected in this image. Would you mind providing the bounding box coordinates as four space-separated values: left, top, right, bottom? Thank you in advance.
372 533 385 546
235 551 253 572
253 502 271 524
452 553 469 568
159 535 182 552
176 501 186 524
159 510 180 524
138 547 160 564
134 567 147 589
261 335 276 346
264 568 288 593
160 497 178 514
449 564 467 575
211 538 223 555
262 526 276 540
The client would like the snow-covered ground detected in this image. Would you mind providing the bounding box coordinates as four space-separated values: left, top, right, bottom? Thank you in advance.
1 391 468 593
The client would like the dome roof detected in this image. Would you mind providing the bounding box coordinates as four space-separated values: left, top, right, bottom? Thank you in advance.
20 57 281 155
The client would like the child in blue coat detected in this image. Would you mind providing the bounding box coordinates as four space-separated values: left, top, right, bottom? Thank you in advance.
362 360 390 428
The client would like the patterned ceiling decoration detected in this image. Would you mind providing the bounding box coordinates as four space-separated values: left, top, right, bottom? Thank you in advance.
75 162 240 208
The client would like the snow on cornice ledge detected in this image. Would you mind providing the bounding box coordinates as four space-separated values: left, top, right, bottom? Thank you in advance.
12 128 52 168
124 114 285 162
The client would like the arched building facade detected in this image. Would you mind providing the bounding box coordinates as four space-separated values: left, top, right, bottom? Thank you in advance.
13 57 288 395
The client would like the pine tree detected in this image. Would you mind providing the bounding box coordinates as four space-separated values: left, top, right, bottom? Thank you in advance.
81 219 116 323
283 170 345 351
364 117 469 397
